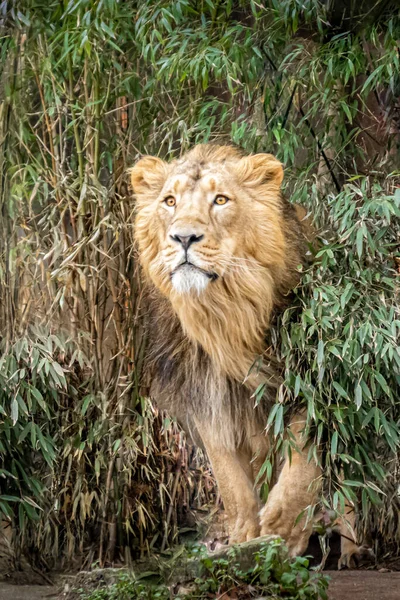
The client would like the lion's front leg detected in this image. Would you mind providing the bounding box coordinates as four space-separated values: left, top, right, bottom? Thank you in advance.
259 412 321 556
199 425 261 544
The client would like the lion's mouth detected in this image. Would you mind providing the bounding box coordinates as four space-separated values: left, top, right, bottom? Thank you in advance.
172 261 219 282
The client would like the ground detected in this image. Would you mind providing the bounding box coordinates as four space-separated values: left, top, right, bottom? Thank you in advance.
1 572 400 600
328 571 400 600
0 583 57 599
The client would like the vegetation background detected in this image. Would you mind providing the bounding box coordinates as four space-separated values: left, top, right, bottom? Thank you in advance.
0 0 399 573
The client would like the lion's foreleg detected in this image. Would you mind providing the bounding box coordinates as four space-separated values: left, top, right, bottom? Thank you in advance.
198 424 261 544
259 411 322 556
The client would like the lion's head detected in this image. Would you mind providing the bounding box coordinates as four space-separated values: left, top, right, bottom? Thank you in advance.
131 145 304 382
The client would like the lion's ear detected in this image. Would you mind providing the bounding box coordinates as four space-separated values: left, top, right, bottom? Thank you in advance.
130 156 169 197
236 153 283 189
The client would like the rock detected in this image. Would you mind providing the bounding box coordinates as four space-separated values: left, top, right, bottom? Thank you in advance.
63 535 280 598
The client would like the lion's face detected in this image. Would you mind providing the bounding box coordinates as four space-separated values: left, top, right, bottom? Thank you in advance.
146 164 252 295
131 145 287 298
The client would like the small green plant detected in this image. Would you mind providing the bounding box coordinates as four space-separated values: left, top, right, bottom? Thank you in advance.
78 539 329 599
79 572 170 600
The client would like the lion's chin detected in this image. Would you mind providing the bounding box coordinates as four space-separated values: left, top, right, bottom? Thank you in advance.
171 264 211 296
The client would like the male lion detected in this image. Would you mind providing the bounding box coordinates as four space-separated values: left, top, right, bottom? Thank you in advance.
131 144 364 566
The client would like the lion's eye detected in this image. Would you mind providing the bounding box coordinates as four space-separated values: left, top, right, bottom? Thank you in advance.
214 195 229 206
164 196 176 207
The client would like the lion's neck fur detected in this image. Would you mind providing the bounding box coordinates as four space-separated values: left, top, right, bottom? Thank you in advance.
169 265 276 384
146 286 276 448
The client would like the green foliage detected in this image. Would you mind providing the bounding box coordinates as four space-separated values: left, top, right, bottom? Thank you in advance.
78 539 329 600
0 0 399 563
0 331 73 525
0 327 205 560
271 178 400 516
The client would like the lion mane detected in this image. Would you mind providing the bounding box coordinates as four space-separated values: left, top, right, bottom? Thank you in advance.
131 144 306 450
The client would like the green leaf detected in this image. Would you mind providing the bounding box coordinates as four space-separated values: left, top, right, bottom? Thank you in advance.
354 384 362 410
274 404 284 437
331 431 338 456
317 340 324 367
11 397 18 425
0 495 20 502
81 394 94 416
52 362 66 379
332 382 349 400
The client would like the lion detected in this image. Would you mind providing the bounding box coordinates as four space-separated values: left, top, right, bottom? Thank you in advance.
130 144 366 567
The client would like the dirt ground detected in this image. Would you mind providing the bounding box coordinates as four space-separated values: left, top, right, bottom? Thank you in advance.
1 572 400 600
327 571 400 600
0 583 57 599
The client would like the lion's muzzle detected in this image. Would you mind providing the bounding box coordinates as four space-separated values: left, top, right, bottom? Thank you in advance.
170 262 218 295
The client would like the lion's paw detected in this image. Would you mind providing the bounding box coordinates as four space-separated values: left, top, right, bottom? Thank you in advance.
230 517 260 544
338 544 375 570
260 504 288 537
259 504 311 557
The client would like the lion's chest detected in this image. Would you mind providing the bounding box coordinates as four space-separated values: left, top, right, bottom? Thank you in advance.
146 293 273 447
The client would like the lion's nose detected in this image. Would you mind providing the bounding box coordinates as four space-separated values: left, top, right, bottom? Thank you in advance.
170 233 204 250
